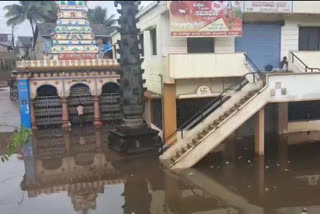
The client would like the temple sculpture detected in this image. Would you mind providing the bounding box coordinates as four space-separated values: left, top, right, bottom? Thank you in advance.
108 1 161 153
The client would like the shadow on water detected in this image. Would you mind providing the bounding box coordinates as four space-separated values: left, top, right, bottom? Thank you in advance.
1 126 320 213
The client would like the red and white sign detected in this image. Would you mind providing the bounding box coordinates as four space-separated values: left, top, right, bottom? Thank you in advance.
169 1 243 37
58 53 97 60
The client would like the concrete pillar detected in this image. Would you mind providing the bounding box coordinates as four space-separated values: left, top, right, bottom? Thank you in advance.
93 96 103 127
255 108 265 156
29 99 38 130
278 103 288 134
61 97 70 129
163 84 177 142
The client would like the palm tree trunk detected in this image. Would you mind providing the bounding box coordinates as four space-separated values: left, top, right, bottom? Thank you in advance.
29 19 36 50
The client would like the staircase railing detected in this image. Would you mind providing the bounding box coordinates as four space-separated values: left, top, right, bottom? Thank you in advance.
160 54 262 153
291 51 320 72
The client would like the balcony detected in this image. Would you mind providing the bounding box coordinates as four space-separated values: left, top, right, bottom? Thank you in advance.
169 53 249 79
289 51 320 73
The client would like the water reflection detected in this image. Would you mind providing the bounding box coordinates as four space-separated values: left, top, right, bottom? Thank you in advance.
1 128 320 213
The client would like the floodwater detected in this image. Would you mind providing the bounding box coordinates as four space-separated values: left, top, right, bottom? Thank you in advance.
1 126 320 214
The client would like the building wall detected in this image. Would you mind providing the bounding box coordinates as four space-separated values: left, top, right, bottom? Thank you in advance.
176 78 238 98
281 15 320 59
293 1 320 14
34 39 45 60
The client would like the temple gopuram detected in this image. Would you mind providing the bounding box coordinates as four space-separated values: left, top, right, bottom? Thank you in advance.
15 1 121 130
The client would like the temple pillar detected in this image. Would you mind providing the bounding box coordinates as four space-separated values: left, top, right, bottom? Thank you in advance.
61 97 70 129
163 84 177 142
255 108 265 156
64 130 72 155
278 102 288 134
93 96 103 127
29 99 38 130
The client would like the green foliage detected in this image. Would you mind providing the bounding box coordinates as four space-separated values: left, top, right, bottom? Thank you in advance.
0 126 32 162
87 6 117 34
4 1 58 40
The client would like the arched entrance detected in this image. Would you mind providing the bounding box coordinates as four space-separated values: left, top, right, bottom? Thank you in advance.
34 85 62 129
69 84 94 125
100 82 121 122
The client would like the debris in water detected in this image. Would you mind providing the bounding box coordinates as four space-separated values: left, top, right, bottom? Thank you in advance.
288 161 291 163
273 186 277 190
188 172 194 175
265 187 269 192
276 163 280 167
265 165 269 169
210 165 214 169
284 168 289 172
225 161 230 165
248 185 252 188
238 156 243 160
301 208 308 214
247 160 251 163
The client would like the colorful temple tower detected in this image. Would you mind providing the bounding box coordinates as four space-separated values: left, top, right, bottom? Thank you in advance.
50 1 99 60
15 1 120 130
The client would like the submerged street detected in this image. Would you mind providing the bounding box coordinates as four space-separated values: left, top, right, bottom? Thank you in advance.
1 124 320 214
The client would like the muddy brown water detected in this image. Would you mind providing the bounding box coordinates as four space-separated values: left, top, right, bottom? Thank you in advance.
0 126 320 214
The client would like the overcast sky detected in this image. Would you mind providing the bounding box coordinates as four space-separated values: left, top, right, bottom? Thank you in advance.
0 1 153 39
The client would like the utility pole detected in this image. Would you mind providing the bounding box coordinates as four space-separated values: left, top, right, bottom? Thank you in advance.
11 25 15 48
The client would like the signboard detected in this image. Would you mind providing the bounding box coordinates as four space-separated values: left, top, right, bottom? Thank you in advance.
58 53 97 60
243 1 292 13
169 1 243 37
196 86 211 96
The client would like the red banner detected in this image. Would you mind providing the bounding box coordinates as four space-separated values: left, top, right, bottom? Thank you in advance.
58 53 97 60
170 1 243 37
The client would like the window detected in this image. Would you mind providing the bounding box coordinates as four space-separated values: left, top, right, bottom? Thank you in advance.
299 27 320 51
150 28 157 55
187 38 214 53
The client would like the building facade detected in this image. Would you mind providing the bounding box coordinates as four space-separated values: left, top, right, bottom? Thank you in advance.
112 1 320 140
16 1 121 130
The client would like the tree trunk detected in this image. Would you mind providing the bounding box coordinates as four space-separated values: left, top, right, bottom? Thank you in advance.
29 19 36 50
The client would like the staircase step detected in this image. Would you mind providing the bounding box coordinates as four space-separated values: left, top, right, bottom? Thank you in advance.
181 147 186 153
208 124 215 130
213 121 220 126
171 157 177 163
235 103 242 107
187 143 193 149
230 106 237 111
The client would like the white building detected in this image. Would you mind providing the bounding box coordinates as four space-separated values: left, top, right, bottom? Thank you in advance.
112 1 320 141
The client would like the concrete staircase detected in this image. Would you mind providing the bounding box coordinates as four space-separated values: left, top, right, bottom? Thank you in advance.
160 73 268 169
